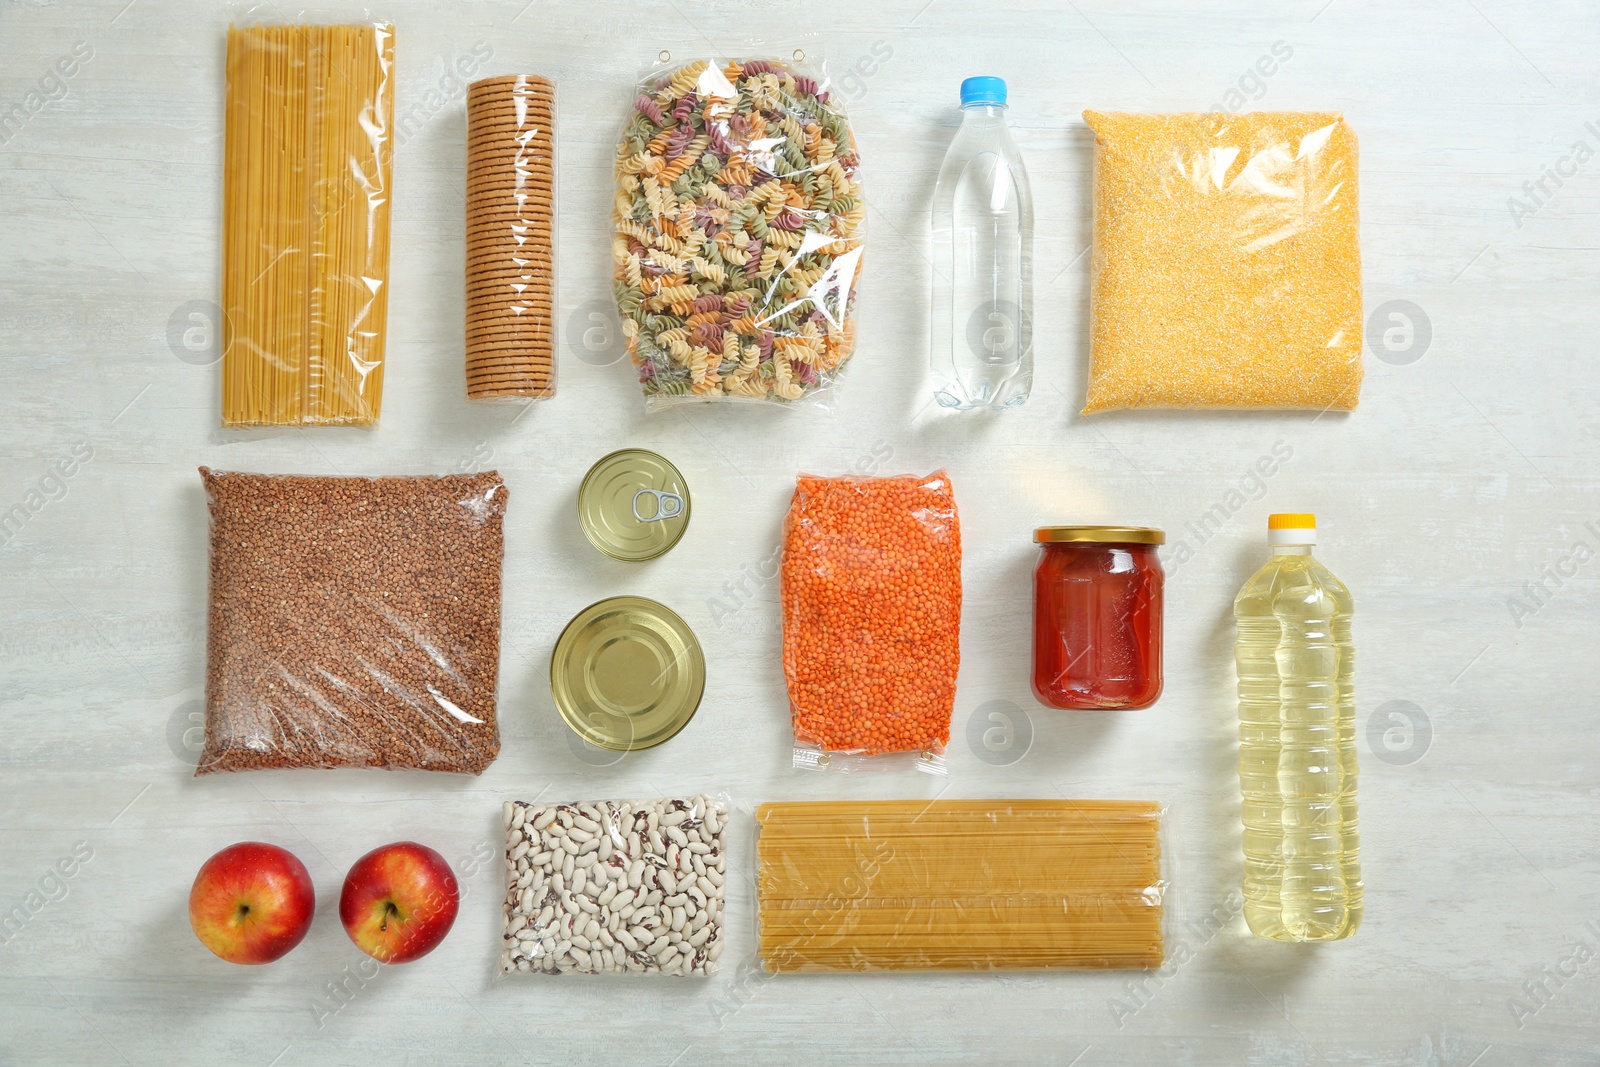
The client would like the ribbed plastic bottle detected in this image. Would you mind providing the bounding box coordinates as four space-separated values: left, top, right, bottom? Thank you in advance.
929 76 1033 411
1234 513 1362 942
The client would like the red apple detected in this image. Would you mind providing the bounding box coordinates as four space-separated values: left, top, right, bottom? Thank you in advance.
339 842 459 964
189 842 315 964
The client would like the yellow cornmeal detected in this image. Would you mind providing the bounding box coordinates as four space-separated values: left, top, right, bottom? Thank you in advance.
1082 111 1363 413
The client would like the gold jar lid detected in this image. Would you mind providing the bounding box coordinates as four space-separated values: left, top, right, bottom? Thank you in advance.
550 595 705 751
1034 525 1165 545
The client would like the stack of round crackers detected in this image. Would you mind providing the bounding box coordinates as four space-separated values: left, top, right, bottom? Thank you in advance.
466 75 555 401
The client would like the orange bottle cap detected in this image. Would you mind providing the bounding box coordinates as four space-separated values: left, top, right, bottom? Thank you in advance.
1268 513 1316 530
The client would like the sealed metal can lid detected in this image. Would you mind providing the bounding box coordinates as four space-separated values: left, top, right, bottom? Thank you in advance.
577 449 691 562
1034 525 1165 545
550 595 705 751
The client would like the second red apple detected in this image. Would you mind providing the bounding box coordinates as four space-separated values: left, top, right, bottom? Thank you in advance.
339 841 459 964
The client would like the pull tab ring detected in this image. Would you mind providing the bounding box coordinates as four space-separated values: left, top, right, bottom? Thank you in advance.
632 488 684 523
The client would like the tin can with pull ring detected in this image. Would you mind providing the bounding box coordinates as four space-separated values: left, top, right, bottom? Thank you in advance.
578 449 691 561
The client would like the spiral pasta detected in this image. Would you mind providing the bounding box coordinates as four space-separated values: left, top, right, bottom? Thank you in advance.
612 57 864 403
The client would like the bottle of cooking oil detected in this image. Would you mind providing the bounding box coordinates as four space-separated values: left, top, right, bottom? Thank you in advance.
1234 513 1362 942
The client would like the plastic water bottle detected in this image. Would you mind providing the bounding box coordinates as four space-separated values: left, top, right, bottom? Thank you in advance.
1234 513 1363 942
930 77 1033 411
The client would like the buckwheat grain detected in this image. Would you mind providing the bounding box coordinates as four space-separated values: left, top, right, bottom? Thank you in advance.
197 468 508 775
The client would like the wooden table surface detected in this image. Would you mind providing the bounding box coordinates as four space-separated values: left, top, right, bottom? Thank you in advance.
3 1 1597 1063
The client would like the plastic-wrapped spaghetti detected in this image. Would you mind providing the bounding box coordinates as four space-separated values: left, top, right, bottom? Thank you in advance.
756 800 1165 972
221 24 395 426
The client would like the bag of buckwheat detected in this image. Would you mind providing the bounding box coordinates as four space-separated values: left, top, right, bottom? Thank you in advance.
196 468 507 775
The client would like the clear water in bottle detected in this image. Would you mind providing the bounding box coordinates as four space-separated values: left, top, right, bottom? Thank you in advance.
930 77 1033 411
1234 513 1362 942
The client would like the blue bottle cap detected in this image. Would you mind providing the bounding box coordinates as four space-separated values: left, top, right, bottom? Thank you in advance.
960 76 1007 107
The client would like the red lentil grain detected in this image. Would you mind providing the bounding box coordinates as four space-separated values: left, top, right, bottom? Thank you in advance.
780 472 962 756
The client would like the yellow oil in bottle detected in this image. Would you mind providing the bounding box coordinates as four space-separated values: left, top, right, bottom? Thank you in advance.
1234 514 1362 942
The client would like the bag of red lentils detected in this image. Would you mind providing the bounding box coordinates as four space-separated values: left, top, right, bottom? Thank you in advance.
779 470 961 775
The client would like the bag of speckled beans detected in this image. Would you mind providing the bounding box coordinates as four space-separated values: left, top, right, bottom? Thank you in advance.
499 796 728 976
610 56 865 408
1081 111 1364 413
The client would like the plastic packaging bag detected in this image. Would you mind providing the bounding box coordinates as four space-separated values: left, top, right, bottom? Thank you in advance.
499 795 728 976
465 74 557 402
780 472 961 773
756 799 1166 971
1081 111 1363 413
611 56 864 407
197 468 507 774
221 23 395 426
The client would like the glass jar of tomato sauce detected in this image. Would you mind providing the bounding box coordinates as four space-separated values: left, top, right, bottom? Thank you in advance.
1032 526 1164 710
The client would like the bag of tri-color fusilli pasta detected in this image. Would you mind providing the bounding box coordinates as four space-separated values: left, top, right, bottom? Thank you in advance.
610 54 865 409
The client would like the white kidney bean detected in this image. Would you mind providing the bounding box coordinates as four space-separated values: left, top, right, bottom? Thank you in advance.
500 796 727 977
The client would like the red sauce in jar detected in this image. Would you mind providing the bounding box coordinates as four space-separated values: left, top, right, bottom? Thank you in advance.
1031 527 1164 710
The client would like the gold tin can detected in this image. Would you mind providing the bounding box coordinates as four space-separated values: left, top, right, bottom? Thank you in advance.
550 595 705 751
577 448 690 562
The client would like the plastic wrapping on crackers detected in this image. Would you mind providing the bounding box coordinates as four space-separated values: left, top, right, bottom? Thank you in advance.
755 799 1171 972
1081 110 1363 413
498 794 729 976
196 468 506 775
780 471 961 775
220 23 395 426
611 52 865 409
465 74 558 403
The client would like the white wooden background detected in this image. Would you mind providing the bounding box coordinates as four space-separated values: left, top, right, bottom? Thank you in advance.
3 0 1598 1063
